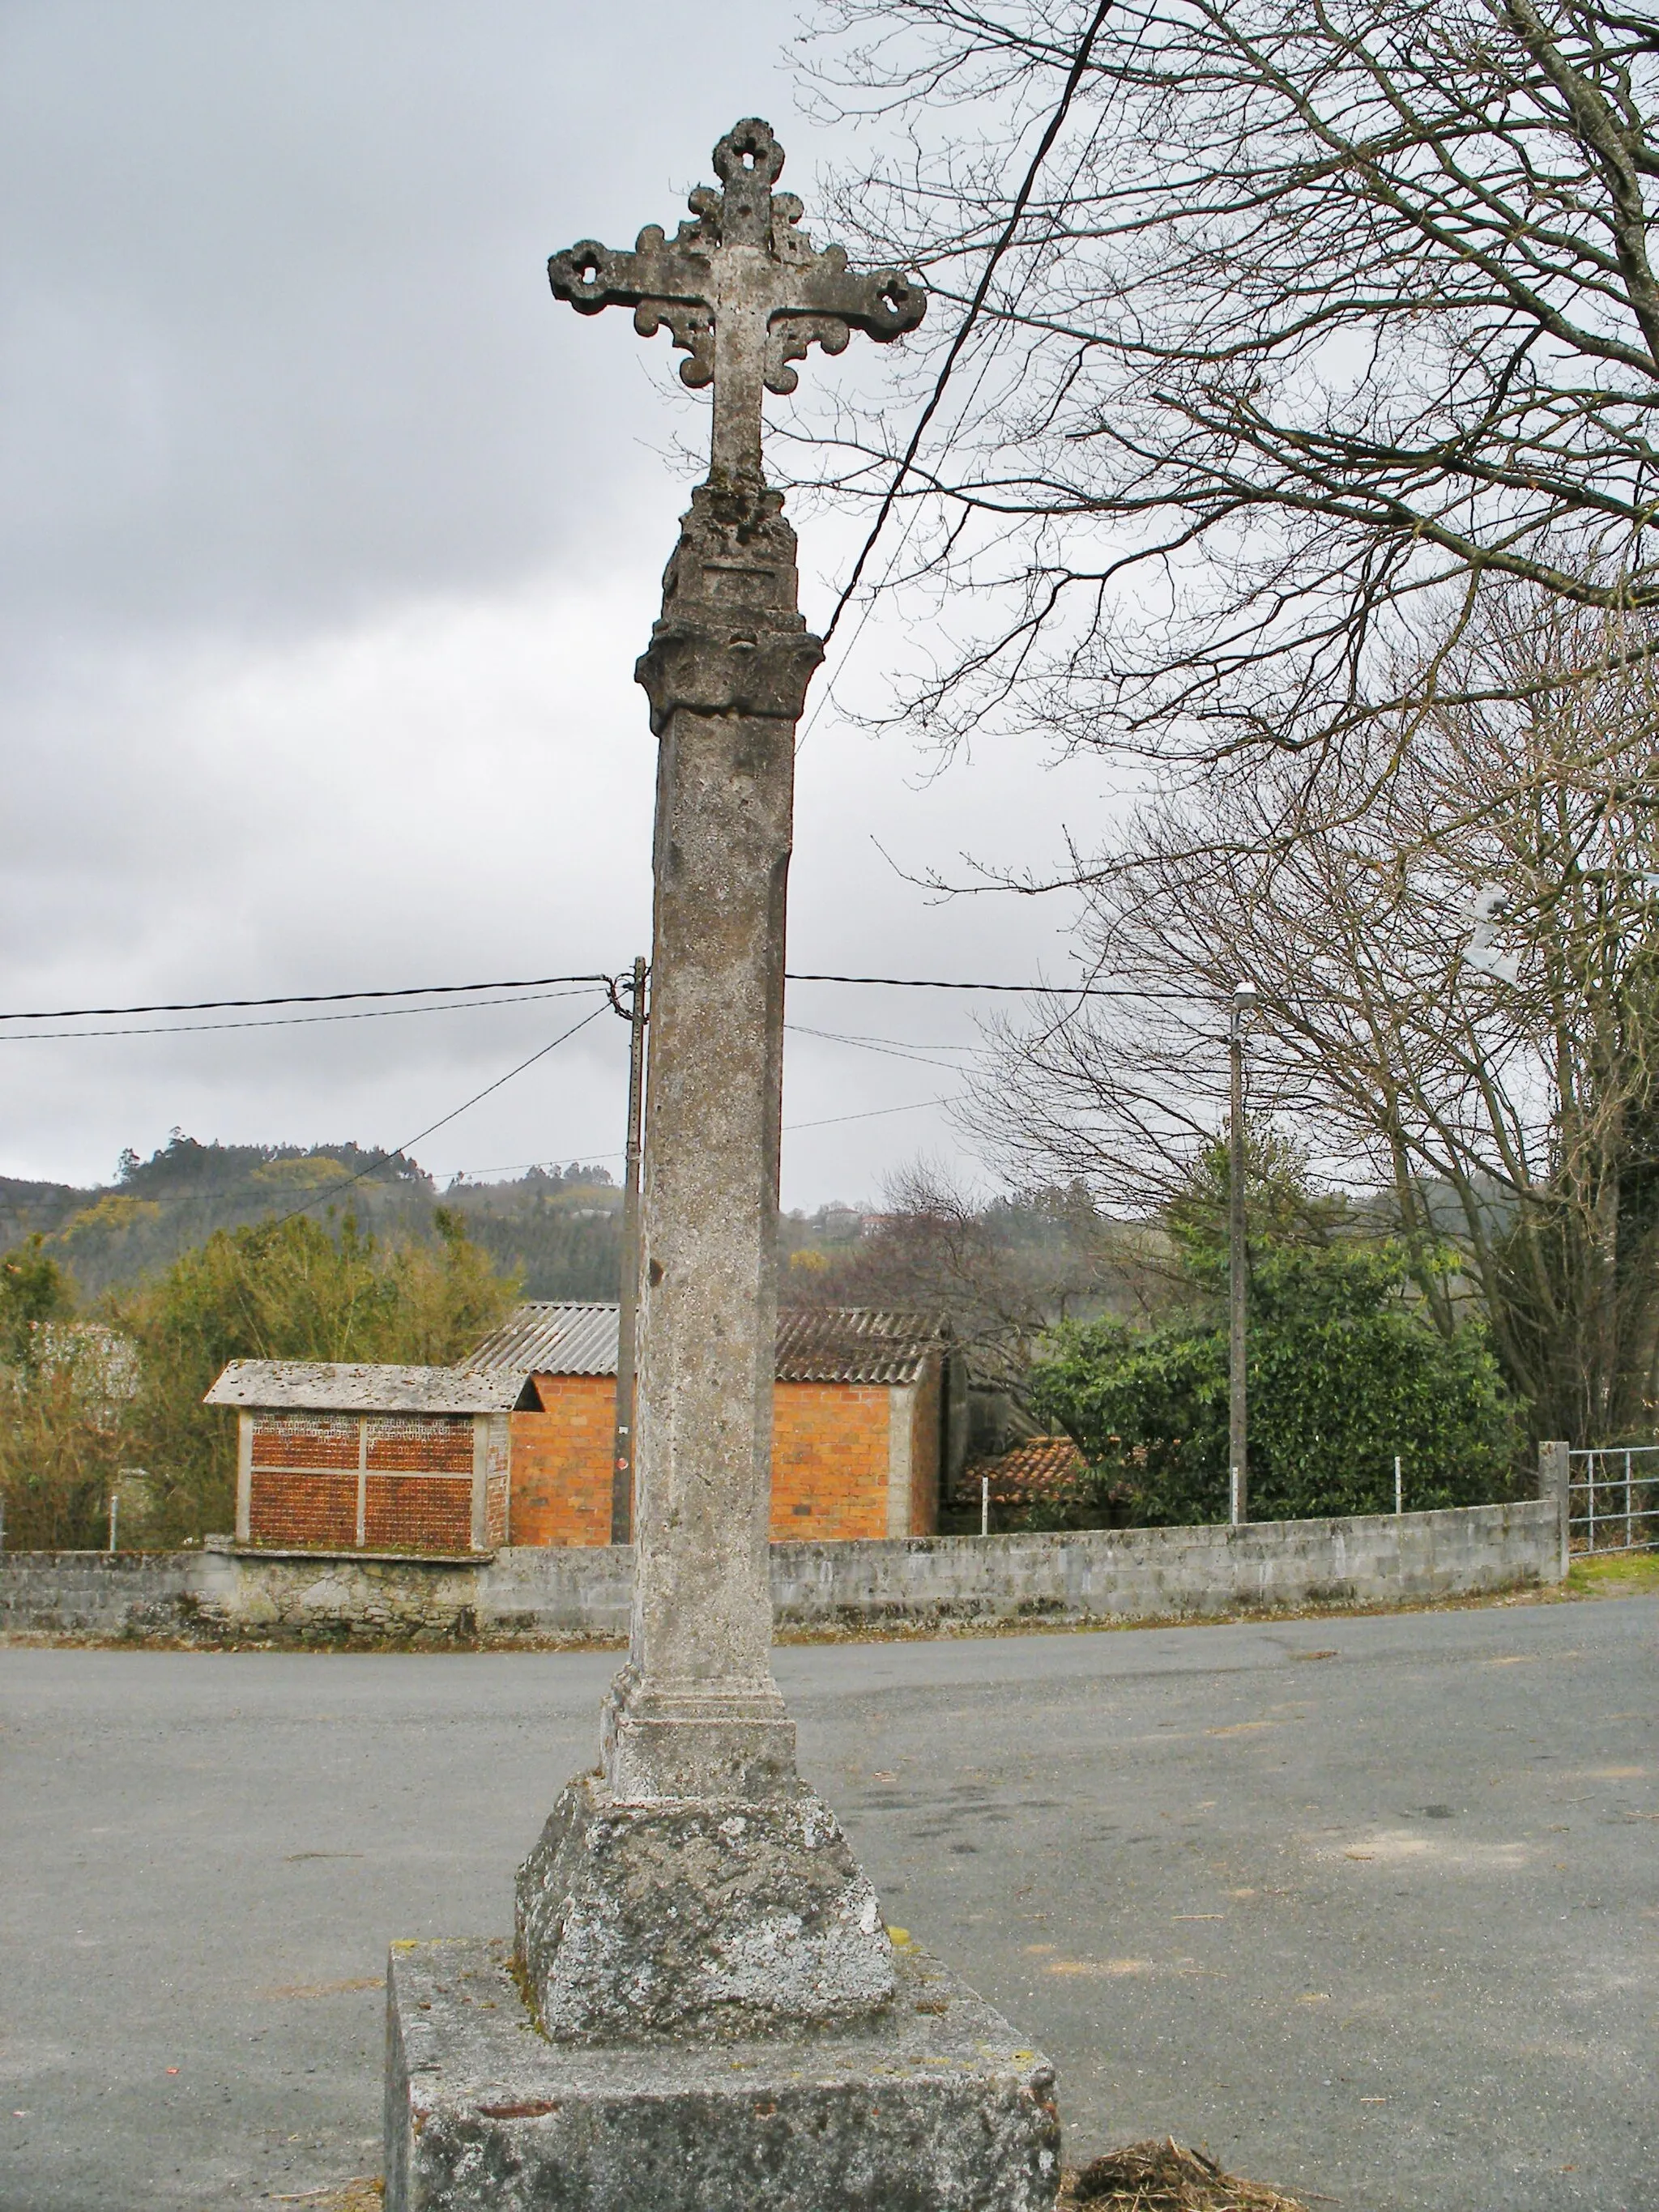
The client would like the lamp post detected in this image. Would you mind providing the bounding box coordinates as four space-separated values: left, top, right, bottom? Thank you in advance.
1229 982 1256 1525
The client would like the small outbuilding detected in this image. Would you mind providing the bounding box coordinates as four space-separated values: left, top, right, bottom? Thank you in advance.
204 1361 538 1555
467 1303 962 1547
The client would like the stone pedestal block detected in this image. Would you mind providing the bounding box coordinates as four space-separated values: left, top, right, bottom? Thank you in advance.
514 1775 894 2039
384 1937 1060 2212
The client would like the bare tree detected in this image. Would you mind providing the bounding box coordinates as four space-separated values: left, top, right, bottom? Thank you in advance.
802 0 1659 768
787 1159 1155 1383
966 598 1659 1442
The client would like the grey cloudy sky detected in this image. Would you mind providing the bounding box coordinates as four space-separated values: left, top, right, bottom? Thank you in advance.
0 2 1107 1208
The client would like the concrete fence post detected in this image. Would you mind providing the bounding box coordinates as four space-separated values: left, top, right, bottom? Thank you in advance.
1537 1440 1571 1581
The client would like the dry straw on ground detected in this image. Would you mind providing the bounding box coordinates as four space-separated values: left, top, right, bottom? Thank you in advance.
1064 2137 1311 2211
271 2181 381 2211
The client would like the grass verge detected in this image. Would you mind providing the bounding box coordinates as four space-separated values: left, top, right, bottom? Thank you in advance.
1567 1550 1659 1596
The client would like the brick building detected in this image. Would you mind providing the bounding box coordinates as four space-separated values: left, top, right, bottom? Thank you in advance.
467 1303 958 1547
205 1362 537 1555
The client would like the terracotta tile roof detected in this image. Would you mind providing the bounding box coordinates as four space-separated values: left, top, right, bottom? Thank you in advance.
467 1303 949 1387
965 1434 1087 1503
204 1361 537 1415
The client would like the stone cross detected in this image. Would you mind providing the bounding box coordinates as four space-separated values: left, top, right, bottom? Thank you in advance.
386 124 1056 2212
549 115 923 488
532 119 924 1831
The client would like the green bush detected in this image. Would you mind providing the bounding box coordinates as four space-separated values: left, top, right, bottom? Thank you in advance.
1030 1239 1519 1525
0 1210 518 1549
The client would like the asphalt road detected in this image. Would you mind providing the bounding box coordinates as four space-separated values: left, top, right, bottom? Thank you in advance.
1 1592 1654 2212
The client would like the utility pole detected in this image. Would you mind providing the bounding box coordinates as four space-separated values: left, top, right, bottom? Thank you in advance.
609 957 648 1545
1229 982 1256 1525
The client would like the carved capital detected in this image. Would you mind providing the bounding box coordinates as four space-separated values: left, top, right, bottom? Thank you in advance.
633 483 824 729
635 627 823 732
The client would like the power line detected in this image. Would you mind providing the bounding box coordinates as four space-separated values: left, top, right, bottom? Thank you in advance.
785 972 1193 999
785 1021 980 1071
0 985 602 1045
262 1004 609 1229
0 969 1201 1029
0 971 612 1025
441 1094 963 1182
783 1094 961 1135
41 1082 963 1221
820 0 1115 650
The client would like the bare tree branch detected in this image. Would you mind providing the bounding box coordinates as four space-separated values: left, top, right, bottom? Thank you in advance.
799 0 1659 765
962 592 1659 1440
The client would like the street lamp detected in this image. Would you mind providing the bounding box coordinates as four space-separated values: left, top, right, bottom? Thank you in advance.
1229 982 1256 1526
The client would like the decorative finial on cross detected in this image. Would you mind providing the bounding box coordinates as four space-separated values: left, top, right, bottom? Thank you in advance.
548 117 925 487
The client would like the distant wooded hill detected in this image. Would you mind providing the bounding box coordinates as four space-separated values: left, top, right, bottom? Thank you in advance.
0 1134 626 1302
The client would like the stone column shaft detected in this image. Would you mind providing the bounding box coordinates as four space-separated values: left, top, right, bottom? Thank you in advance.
599 481 821 1803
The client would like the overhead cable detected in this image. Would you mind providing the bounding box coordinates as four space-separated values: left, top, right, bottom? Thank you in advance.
262 1004 609 1228
820 0 1116 649
0 972 612 1025
0 969 1194 1029
0 985 603 1045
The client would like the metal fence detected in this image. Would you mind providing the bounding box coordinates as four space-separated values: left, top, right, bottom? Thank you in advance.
1567 1443 1659 1555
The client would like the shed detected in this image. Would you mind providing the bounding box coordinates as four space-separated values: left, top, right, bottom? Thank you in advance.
963 1435 1087 1512
467 1304 957 1547
204 1361 538 1555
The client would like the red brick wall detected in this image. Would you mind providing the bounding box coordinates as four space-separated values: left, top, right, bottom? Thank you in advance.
249 1468 356 1549
770 1383 892 1541
365 1417 472 1472
510 1376 615 1547
364 1475 472 1552
247 1409 481 1554
485 1414 510 1548
505 1370 944 1547
486 1472 510 1548
254 1414 357 1468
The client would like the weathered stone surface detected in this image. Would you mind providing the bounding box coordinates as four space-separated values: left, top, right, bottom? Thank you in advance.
548 119 927 1812
634 482 821 733
608 482 807 1801
548 117 923 488
377 119 1044 2212
385 1937 1060 2212
514 1774 893 2041
0 1500 1563 1647
0 1502 1563 1647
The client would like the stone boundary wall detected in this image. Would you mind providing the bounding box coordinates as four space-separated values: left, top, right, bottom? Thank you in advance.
0 1550 196 1639
0 1498 1559 1646
768 1500 1557 1630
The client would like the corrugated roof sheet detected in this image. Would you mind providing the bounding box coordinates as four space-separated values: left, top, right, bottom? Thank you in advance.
468 1302 621 1378
203 1361 535 1414
774 1307 948 1386
467 1303 949 1387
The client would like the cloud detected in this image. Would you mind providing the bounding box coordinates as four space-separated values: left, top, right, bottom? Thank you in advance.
0 2 1112 1207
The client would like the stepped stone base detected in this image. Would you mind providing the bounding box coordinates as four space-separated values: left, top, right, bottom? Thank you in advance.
383 1936 1060 2212
514 1774 893 2040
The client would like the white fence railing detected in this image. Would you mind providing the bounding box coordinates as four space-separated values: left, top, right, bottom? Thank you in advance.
1567 1443 1659 1556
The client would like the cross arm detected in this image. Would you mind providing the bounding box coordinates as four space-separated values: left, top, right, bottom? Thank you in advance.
763 248 926 394
549 224 720 388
